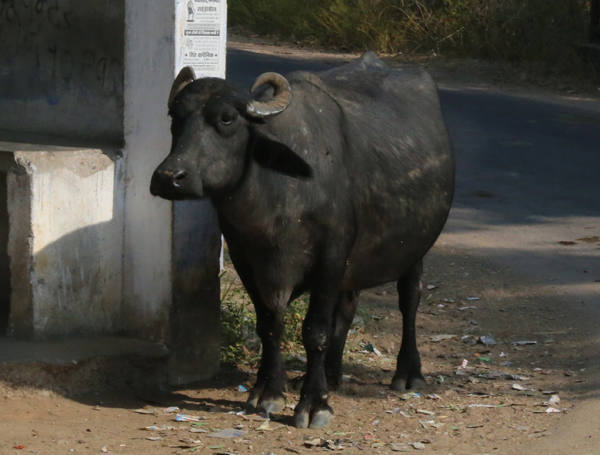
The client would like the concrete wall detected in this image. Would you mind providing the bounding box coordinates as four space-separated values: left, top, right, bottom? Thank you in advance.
0 1 125 144
3 145 125 340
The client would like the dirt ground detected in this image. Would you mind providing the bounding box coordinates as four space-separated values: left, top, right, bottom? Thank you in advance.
2 243 596 455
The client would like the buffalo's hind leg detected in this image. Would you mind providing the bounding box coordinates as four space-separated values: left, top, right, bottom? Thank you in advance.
288 290 359 393
391 260 426 391
325 290 359 390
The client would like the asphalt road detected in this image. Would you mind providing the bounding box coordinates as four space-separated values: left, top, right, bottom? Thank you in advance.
227 47 600 312
227 47 600 452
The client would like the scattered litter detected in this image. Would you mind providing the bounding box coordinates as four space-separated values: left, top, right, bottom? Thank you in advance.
430 334 456 342
163 407 180 414
13 446 26 450
365 344 383 356
548 395 560 404
420 420 444 429
132 408 157 415
207 428 248 439
459 306 477 311
238 385 248 392
390 442 410 452
500 352 508 357
444 298 455 303
176 414 204 422
468 319 479 325
466 424 484 428
426 284 438 290
304 438 323 447
466 297 480 301
542 390 557 395
467 393 491 398
512 384 533 392
427 394 441 400
190 428 208 433
410 442 426 450
478 335 497 346
545 407 561 413
141 425 174 431
468 404 506 408
342 375 352 383
145 437 163 441
417 409 435 416
461 359 468 368
478 372 529 380
514 341 537 346
256 421 284 431
500 361 513 367
400 392 421 400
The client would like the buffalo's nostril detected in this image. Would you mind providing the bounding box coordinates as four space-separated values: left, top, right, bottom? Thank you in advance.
172 170 187 188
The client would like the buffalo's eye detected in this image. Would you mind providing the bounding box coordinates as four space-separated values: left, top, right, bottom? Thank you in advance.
220 112 236 125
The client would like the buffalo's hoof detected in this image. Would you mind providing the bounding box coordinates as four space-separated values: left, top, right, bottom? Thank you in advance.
293 410 310 429
309 409 333 429
246 387 263 414
293 403 334 429
390 373 426 392
257 395 286 414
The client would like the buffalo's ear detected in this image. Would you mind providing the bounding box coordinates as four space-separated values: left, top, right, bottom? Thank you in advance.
250 129 313 180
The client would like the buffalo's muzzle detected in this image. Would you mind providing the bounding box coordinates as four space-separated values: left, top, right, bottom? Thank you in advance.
150 167 202 200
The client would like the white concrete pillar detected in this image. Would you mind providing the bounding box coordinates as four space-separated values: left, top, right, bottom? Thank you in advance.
124 0 226 383
123 0 176 340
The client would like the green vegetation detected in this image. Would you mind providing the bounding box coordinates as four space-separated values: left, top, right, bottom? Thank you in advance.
220 270 308 363
229 0 592 76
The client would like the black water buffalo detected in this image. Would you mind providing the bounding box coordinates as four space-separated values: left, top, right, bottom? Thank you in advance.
151 52 455 429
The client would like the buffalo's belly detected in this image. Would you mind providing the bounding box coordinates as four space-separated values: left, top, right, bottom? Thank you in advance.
340 214 447 290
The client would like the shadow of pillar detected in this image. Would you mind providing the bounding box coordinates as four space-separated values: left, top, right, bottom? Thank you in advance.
169 199 222 385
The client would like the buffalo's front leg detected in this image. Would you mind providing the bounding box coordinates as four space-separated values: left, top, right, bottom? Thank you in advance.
224 238 288 415
288 290 359 393
391 260 426 391
293 266 344 429
246 301 287 414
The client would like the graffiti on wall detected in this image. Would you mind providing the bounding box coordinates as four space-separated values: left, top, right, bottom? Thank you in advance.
0 0 124 104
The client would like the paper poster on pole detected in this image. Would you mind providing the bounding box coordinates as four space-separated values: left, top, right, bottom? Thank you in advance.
176 0 227 79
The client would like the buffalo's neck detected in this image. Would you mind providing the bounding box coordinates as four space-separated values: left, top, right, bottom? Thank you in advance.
212 162 302 245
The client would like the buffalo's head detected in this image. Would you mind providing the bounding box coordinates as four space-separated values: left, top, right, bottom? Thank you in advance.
150 67 313 201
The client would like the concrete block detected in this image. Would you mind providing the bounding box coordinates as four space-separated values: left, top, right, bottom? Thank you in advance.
2 144 125 340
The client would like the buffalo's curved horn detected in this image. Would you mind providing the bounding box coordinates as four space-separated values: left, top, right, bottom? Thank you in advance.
168 66 196 109
246 72 292 118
